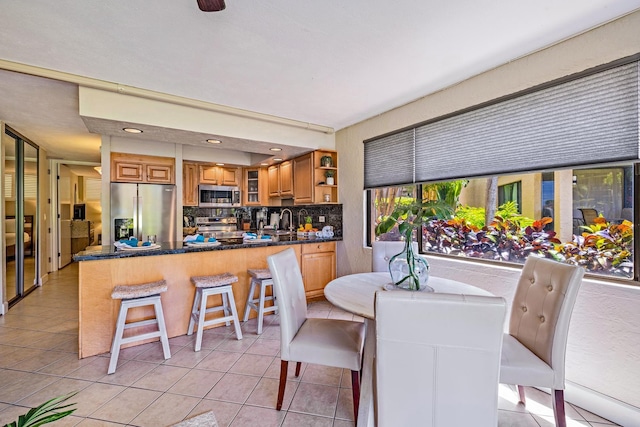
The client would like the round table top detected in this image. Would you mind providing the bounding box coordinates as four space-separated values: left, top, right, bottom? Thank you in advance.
324 272 492 319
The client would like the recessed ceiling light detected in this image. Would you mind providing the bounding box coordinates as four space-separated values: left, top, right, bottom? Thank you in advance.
273 158 283 161
206 139 221 144
260 163 268 166
269 148 282 152
215 163 225 166
123 127 143 134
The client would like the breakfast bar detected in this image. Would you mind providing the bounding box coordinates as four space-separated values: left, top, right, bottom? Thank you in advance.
74 236 339 358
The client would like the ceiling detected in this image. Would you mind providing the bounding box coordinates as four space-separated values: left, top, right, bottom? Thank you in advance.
1 1 639 165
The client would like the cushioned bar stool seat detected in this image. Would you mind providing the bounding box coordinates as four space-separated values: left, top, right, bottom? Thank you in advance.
243 268 278 334
188 273 243 351
108 280 171 374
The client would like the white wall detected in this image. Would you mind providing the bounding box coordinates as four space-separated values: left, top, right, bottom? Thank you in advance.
336 10 640 426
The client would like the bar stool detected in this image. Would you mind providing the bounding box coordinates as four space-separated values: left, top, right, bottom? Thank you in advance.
108 280 171 374
188 272 243 351
243 268 278 334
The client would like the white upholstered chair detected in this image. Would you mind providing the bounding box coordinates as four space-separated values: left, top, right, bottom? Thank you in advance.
500 256 585 427
375 291 507 427
372 240 419 272
267 248 365 421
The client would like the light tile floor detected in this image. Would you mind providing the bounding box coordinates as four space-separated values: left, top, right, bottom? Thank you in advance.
0 263 620 427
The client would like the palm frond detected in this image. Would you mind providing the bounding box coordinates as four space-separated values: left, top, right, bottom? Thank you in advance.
2 392 78 427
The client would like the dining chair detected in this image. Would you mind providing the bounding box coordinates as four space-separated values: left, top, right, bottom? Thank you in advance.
500 256 585 427
372 240 419 272
375 291 507 427
267 248 365 422
578 208 599 226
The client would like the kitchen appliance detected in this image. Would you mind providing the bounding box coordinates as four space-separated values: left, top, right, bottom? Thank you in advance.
110 183 176 244
198 185 241 208
269 212 280 228
195 216 243 239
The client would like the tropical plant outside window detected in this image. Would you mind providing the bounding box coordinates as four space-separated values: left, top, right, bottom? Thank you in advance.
372 165 634 279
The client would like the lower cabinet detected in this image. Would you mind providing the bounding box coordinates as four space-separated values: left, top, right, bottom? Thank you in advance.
300 241 336 299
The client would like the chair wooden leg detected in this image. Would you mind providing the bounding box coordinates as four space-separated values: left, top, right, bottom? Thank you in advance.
277 360 288 411
552 389 567 427
351 370 360 425
517 385 526 404
295 361 302 377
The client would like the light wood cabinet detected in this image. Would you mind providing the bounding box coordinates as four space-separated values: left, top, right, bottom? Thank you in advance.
111 152 175 184
199 165 241 186
268 165 280 197
314 150 338 204
220 167 240 186
146 164 172 184
279 161 294 197
294 153 313 204
268 161 294 198
243 167 267 205
183 162 199 206
300 241 336 299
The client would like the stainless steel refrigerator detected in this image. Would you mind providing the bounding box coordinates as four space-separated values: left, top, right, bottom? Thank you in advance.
110 183 176 244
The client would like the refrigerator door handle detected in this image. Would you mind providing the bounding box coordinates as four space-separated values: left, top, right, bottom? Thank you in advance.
132 196 140 241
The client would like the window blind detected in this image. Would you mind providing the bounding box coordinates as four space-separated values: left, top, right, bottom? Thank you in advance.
364 61 639 188
364 129 415 188
84 178 101 201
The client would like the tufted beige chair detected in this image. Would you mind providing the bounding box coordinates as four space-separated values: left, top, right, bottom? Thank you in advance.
372 241 420 272
376 291 506 427
267 248 365 422
500 256 584 427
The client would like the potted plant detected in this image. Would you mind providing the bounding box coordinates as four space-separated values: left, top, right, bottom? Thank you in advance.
3 392 77 427
320 155 333 168
376 200 453 290
325 169 336 185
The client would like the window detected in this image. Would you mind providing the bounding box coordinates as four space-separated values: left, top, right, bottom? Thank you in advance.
371 164 635 280
498 181 521 212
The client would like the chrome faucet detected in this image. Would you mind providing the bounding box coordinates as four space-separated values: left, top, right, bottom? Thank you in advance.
280 209 294 232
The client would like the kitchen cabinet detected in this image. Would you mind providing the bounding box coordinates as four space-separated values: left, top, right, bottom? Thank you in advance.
243 167 267 205
300 241 336 299
279 160 293 197
313 150 338 204
183 162 199 206
268 161 294 198
111 152 175 184
199 165 240 186
294 153 313 204
268 165 280 197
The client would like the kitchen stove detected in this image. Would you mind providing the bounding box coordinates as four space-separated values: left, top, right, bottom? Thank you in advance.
195 216 244 239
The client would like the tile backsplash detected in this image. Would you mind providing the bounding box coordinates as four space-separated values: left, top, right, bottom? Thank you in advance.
183 204 343 237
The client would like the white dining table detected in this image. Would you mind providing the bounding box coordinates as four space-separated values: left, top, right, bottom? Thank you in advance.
324 272 492 427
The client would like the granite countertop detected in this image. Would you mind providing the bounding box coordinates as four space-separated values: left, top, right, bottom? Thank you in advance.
73 235 341 261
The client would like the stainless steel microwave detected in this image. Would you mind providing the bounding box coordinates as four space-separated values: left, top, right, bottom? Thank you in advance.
198 185 241 207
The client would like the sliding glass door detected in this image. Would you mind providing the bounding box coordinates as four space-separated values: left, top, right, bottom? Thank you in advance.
3 127 39 307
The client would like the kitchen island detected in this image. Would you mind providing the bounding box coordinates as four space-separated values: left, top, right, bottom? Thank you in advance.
74 236 339 358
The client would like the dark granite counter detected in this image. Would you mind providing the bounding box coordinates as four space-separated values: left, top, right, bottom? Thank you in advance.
73 235 342 261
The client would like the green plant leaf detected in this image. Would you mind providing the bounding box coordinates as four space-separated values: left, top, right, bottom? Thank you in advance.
2 392 78 427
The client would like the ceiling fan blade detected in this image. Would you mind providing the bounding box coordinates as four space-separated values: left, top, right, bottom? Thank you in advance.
197 0 226 12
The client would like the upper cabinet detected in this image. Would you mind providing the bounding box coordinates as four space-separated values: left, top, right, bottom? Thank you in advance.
199 165 240 186
293 153 313 204
183 162 199 206
268 151 338 204
243 167 268 206
314 150 338 204
268 161 293 198
111 152 175 184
